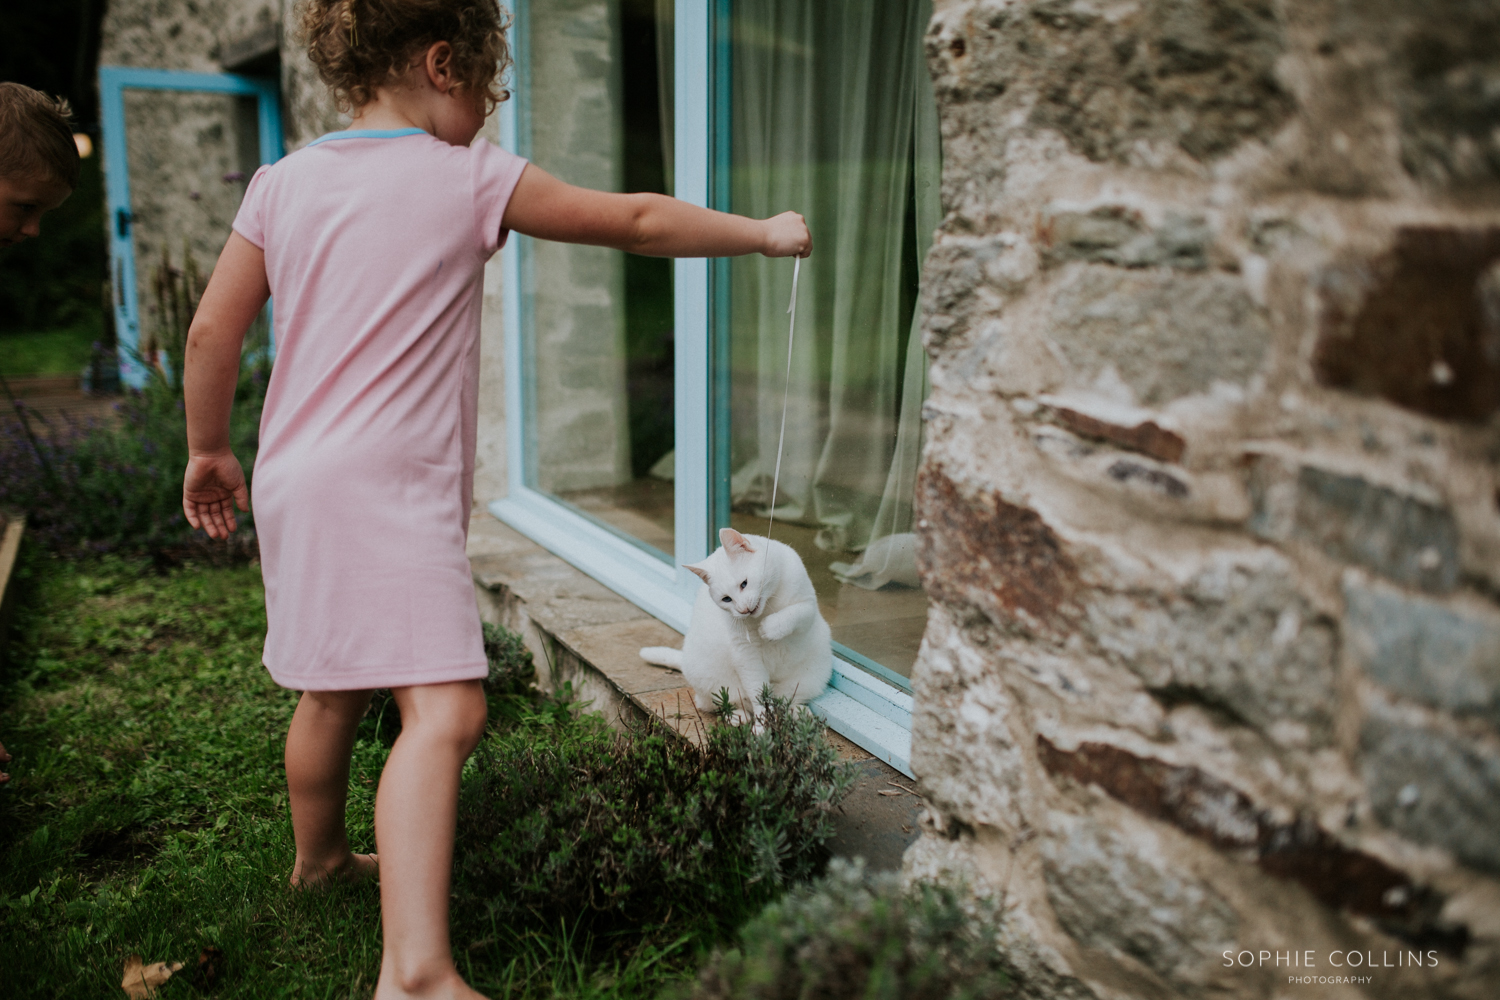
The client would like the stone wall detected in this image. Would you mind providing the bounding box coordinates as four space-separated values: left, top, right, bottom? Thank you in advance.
905 2 1500 998
102 0 512 506
100 0 280 356
276 0 343 152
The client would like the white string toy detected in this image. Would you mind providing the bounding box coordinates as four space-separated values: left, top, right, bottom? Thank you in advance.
763 255 801 551
739 256 800 650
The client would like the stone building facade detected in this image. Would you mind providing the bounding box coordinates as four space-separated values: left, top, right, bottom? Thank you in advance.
96 1 1500 996
904 2 1500 998
98 0 515 496
100 0 283 353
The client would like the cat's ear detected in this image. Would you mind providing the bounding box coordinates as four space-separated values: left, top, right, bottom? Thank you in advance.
685 562 712 585
719 527 756 555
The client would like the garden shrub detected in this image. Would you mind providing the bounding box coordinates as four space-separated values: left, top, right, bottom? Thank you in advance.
364 621 546 744
678 859 1013 1000
0 371 265 560
481 619 541 718
453 691 856 946
0 246 268 561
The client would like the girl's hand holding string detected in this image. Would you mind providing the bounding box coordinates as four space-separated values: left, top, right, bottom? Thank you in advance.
501 164 812 261
761 210 812 259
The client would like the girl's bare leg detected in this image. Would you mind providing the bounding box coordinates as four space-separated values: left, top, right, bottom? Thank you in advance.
285 688 377 886
373 679 489 1000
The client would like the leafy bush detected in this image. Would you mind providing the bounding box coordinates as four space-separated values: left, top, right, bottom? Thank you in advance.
0 372 265 561
453 691 855 947
364 622 549 745
0 245 269 561
678 859 1013 1000
481 619 542 711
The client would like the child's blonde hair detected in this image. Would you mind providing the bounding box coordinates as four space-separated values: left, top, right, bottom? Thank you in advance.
297 0 512 115
0 83 81 189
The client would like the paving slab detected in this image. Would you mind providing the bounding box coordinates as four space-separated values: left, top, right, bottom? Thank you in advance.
557 618 689 697
829 758 923 872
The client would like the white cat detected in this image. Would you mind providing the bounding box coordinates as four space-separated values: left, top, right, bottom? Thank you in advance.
640 528 833 725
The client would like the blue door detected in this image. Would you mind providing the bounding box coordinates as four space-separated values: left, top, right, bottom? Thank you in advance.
98 67 283 388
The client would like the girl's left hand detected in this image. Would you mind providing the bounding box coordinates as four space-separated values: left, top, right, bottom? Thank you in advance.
183 450 250 540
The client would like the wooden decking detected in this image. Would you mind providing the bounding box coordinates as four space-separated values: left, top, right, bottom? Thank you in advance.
1 375 122 432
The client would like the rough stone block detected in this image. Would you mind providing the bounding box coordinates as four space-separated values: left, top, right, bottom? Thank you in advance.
1314 226 1500 423
929 0 1295 164
1041 810 1238 988
1039 737 1463 948
1041 207 1210 270
1345 577 1500 721
1047 266 1270 405
916 465 1078 636
920 234 1012 350
1105 459 1190 499
1086 554 1338 739
1362 710 1500 876
1250 463 1460 593
1390 2 1500 186
1039 395 1187 463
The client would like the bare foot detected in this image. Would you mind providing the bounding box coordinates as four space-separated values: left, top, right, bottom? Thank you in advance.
373 967 490 1000
289 851 378 888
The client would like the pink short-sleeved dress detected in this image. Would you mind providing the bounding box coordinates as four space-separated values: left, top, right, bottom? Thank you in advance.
231 128 528 691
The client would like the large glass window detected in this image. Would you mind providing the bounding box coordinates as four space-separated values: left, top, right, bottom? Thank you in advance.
498 0 935 768
515 0 677 558
718 0 938 681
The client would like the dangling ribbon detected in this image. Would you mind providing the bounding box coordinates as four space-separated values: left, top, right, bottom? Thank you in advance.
763 255 801 549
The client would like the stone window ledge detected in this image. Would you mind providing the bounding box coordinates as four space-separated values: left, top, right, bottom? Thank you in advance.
467 511 922 870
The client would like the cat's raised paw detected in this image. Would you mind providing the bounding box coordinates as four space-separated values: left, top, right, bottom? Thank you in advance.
759 616 793 641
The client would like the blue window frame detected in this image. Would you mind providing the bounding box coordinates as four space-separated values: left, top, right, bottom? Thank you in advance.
491 0 917 776
98 66 283 388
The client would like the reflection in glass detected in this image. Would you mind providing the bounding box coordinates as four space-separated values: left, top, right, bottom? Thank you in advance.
722 0 940 681
522 0 676 558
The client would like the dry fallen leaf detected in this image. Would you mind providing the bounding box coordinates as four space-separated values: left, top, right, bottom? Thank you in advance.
121 954 183 999
877 789 903 796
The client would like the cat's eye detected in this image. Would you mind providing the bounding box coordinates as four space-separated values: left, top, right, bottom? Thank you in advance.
721 595 731 602
739 580 747 590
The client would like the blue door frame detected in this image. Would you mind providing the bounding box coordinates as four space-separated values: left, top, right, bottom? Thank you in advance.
98 66 283 388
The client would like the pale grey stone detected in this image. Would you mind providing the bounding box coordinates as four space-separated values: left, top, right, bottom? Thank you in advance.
1046 209 1211 270
1042 813 1237 987
1251 466 1461 593
1362 711 1500 875
1345 578 1500 721
1047 267 1271 404
1087 556 1338 740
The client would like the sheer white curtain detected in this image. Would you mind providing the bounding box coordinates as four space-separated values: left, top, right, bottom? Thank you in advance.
727 0 939 588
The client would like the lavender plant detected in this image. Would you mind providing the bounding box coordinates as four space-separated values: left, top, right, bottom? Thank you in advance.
0 246 268 561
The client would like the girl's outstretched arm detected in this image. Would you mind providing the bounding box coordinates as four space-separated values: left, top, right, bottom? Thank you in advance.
182 231 269 539
501 164 811 259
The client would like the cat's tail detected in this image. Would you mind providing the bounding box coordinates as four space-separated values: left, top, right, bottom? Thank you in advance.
639 646 683 670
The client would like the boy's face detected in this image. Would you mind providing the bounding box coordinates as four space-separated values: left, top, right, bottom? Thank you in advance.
0 172 73 247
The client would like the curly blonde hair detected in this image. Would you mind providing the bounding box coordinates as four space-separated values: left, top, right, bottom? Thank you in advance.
297 0 512 114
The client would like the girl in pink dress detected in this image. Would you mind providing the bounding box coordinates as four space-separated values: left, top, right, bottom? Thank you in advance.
180 2 809 997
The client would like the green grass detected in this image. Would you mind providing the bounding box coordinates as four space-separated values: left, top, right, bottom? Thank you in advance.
0 318 103 377
0 553 701 998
